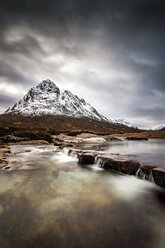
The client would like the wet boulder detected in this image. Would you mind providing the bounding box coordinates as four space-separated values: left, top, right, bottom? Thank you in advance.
67 149 81 157
103 158 123 171
141 165 156 175
121 160 140 175
65 143 74 147
54 141 62 146
99 158 140 175
152 168 165 189
78 154 95 165
67 149 73 156
69 150 79 157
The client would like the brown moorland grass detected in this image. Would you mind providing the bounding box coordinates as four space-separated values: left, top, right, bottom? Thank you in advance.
0 114 164 141
0 113 137 135
107 131 165 139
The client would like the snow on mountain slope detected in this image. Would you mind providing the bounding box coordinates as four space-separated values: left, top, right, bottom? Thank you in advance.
154 125 165 131
111 119 138 128
6 79 106 121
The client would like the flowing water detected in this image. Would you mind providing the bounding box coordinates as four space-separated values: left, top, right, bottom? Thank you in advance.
0 143 165 248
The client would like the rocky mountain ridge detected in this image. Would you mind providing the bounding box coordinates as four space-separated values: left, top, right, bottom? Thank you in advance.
6 79 106 121
111 119 138 129
154 125 165 131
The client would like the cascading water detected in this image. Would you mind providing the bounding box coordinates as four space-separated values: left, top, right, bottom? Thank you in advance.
62 147 79 158
62 147 156 185
135 168 154 183
94 156 105 168
62 147 70 156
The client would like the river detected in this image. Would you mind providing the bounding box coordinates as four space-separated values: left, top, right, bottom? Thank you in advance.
0 142 165 248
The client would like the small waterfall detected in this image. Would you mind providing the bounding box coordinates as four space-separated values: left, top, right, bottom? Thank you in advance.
136 168 154 182
72 153 78 159
62 147 79 158
62 147 156 185
94 156 105 168
136 168 145 180
63 147 70 156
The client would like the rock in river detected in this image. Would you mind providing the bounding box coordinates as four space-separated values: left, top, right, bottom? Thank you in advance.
153 168 165 189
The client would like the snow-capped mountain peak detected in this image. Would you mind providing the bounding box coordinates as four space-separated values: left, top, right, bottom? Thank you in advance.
6 79 106 121
154 125 165 131
110 118 138 128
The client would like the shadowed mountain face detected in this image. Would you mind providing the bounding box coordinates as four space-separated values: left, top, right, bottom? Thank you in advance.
6 79 105 121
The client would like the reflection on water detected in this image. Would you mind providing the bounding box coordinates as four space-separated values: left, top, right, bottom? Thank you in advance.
106 139 165 167
0 144 165 248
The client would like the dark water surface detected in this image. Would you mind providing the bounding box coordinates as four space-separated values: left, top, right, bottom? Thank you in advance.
0 144 165 248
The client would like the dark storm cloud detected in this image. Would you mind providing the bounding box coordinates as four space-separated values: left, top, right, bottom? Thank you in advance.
0 35 45 55
0 60 33 83
0 0 165 127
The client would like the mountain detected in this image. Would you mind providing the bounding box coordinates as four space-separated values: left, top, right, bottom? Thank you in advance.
6 79 106 121
0 79 139 136
159 127 165 131
154 125 165 131
111 119 138 129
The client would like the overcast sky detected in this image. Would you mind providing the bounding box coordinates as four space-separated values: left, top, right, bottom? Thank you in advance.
0 0 165 128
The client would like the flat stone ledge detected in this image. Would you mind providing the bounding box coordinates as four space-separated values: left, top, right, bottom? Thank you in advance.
63 147 165 190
